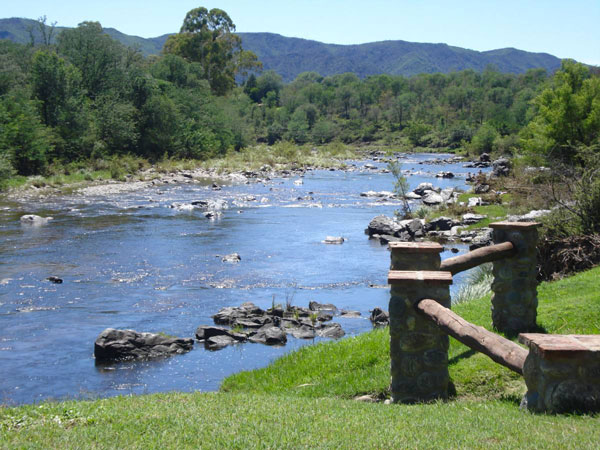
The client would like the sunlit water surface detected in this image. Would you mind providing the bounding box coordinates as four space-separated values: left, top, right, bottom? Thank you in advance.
0 154 488 405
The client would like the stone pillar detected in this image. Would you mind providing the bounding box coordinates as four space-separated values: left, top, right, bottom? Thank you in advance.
389 242 443 271
519 333 600 414
388 265 452 403
489 222 540 335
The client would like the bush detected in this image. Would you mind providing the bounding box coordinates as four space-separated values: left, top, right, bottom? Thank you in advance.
0 152 15 189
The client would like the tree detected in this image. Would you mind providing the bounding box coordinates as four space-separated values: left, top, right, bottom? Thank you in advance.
0 95 53 175
522 60 600 164
57 22 127 99
164 7 260 95
31 50 77 127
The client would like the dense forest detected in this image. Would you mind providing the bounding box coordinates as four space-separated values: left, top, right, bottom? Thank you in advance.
0 10 599 188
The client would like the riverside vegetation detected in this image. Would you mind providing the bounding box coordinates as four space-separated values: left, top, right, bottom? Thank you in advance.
1 266 599 448
1 10 598 193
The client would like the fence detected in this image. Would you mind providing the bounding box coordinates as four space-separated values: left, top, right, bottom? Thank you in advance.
386 221 600 413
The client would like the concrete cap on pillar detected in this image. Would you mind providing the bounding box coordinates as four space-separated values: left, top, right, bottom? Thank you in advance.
489 221 541 230
388 242 444 253
388 270 453 285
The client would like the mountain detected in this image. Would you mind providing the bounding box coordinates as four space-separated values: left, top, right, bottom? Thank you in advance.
236 33 562 81
0 17 562 81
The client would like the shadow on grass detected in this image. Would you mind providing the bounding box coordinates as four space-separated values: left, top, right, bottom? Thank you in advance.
448 348 477 366
502 323 548 339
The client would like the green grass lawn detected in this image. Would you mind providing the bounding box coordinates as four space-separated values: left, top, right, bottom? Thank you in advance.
2 267 599 448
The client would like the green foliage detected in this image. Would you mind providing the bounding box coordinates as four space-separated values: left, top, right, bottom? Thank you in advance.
469 122 499 155
388 160 412 218
0 95 53 175
57 21 129 99
163 7 260 95
542 146 600 236
522 60 600 164
404 120 432 147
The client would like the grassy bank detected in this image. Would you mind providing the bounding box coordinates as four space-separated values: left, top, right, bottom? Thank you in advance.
2 266 599 448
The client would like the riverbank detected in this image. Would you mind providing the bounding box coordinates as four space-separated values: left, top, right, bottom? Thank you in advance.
2 266 599 448
1 143 369 200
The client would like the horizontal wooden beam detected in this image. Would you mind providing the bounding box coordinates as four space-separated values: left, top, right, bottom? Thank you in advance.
417 299 528 375
388 270 453 285
440 241 516 275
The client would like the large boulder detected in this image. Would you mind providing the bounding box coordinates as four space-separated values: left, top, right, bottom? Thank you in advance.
366 215 402 237
461 213 487 225
370 308 389 326
422 191 444 205
316 323 345 339
94 328 194 361
426 216 459 231
212 302 266 325
195 326 247 342
309 301 338 312
469 228 493 250
249 326 287 345
205 335 237 350
289 325 317 339
413 183 435 196
492 158 511 177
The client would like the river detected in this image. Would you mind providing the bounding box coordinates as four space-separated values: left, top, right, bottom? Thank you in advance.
0 153 487 405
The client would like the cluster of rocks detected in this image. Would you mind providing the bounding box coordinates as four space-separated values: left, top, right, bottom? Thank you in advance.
464 153 492 169
418 156 464 165
406 182 459 206
366 212 490 248
199 301 347 350
169 198 229 219
93 301 356 361
94 328 194 362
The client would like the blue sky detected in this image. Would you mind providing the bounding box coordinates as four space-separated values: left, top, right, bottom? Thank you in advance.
4 0 599 65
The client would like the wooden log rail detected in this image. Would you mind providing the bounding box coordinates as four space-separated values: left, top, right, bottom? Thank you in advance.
416 298 528 374
440 241 516 275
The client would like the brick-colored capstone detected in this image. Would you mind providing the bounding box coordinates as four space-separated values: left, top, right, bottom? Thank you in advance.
519 333 600 413
489 222 540 334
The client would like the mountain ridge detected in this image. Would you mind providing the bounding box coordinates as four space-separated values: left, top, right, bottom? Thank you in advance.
0 17 563 81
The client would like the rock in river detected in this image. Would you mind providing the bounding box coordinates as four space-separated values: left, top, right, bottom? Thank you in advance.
323 236 345 244
222 253 241 263
20 215 53 226
249 325 287 345
94 328 194 361
309 301 338 312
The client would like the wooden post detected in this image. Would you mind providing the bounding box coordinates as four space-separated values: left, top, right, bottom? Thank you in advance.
489 222 541 334
388 269 452 403
440 241 516 275
417 299 528 374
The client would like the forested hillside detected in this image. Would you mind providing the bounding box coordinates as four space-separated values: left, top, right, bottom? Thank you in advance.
237 33 561 81
1 12 598 198
0 17 562 81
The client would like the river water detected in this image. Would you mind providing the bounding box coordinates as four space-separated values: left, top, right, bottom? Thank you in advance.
0 153 485 405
